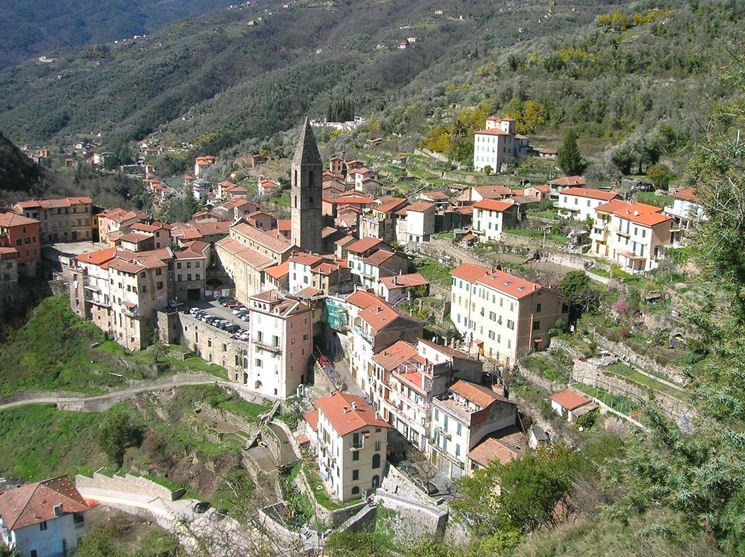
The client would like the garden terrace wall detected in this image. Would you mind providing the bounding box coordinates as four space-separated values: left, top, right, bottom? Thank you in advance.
294 468 367 528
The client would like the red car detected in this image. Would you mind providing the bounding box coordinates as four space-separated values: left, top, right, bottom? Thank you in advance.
318 356 333 371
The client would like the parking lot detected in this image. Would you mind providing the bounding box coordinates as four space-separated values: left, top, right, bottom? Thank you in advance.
183 297 251 342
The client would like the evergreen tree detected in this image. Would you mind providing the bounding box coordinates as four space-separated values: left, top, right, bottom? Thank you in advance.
557 128 586 176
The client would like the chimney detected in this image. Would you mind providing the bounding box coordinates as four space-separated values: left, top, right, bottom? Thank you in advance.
352 402 358 410
393 275 397 286
343 405 349 413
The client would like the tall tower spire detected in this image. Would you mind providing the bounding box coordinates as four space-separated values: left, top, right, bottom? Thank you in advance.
291 117 323 253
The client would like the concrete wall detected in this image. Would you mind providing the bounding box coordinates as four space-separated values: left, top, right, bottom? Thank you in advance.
75 472 184 502
374 490 448 537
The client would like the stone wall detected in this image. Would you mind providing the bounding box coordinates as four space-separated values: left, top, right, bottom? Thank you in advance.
590 333 687 385
158 310 248 383
515 361 565 393
294 468 367 528
547 338 590 361
257 503 304 547
75 472 184 501
337 503 377 533
374 490 448 538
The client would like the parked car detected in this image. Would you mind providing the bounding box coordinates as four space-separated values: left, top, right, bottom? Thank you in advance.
193 501 211 513
318 355 333 371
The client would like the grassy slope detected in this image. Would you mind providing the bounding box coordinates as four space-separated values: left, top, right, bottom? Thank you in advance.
0 385 269 509
0 295 226 395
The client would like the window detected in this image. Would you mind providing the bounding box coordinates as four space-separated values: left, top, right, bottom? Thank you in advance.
352 469 359 481
255 358 262 367
536 303 542 313
456 423 462 436
375 441 381 451
533 321 541 331
40 521 48 531
456 444 461 457
353 451 360 461
372 453 381 469
507 319 515 330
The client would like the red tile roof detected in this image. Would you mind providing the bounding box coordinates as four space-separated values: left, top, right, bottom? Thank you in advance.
379 273 429 289
450 380 512 408
264 261 290 280
363 249 397 267
468 437 519 467
595 200 671 227
405 201 435 212
75 246 118 266
475 128 509 136
560 187 619 201
550 176 586 187
371 340 417 371
359 302 403 331
674 187 699 202
451 262 490 282
0 476 89 530
0 212 39 227
452 263 545 299
550 389 592 410
316 392 389 436
346 289 382 309
347 237 384 255
474 199 515 212
374 198 408 214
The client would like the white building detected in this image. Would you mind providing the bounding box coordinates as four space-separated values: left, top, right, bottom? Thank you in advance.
664 187 706 237
429 380 517 479
397 201 435 244
473 116 531 172
472 199 519 241
246 290 312 399
555 187 619 221
550 389 594 423
0 476 89 557
308 392 389 501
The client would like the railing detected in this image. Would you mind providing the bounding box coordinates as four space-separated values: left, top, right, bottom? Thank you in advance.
253 339 282 354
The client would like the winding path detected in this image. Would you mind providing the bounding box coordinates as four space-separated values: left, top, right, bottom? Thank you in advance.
0 374 257 412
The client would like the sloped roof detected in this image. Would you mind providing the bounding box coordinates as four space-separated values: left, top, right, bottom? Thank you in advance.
293 117 322 167
371 340 417 371
379 272 429 289
0 476 89 530
474 199 515 212
551 389 592 410
0 212 39 227
450 380 513 408
595 200 671 227
347 237 384 255
550 176 586 187
560 187 619 201
316 392 389 436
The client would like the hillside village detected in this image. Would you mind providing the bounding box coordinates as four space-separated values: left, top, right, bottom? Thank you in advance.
0 105 710 556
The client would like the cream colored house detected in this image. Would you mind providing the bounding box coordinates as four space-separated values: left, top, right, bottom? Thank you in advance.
309 392 389 501
247 290 312 399
450 263 566 367
590 200 673 273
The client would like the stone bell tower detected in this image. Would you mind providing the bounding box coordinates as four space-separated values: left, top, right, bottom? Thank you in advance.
290 117 323 253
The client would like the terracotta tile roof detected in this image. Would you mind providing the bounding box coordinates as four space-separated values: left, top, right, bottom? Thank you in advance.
331 194 375 205
477 268 544 299
674 187 700 202
474 199 515 212
359 302 405 331
215 237 273 269
193 221 231 236
129 222 165 233
304 410 318 432
372 340 417 371
174 240 209 259
264 261 290 280
347 237 384 255
560 187 619 201
119 232 152 244
0 212 39 227
0 476 89 531
14 196 92 210
474 185 514 199
596 200 671 227
397 370 427 395
451 263 490 282
419 191 449 201
374 198 408 214
363 249 397 267
316 392 389 436
468 437 519 467
475 128 509 136
346 289 382 309
550 176 586 187
290 253 324 267
450 380 512 408
335 235 355 246
0 247 18 258
75 246 117 266
405 201 435 212
379 272 429 289
277 219 291 231
232 222 292 254
551 389 592 410
295 286 323 298
99 208 146 224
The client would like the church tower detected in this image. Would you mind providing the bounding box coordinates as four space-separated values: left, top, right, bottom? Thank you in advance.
291 117 323 253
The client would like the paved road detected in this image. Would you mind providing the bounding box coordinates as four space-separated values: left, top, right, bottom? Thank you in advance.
0 374 264 412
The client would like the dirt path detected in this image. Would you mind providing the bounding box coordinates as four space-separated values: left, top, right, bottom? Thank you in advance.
0 374 255 412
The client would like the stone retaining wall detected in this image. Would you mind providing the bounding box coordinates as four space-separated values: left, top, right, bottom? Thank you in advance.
295 468 367 528
76 472 184 502
590 333 687 384
257 503 303 547
374 490 448 538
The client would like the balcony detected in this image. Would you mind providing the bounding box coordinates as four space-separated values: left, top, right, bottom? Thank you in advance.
253 339 282 354
352 325 374 347
435 425 451 440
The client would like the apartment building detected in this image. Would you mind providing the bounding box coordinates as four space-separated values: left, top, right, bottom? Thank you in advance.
70 248 168 351
246 290 312 399
473 116 531 172
591 200 673 273
172 240 210 301
215 237 274 305
450 263 567 366
97 208 147 244
555 187 619 221
377 272 429 304
310 392 389 501
429 380 517 479
13 196 95 243
347 291 423 395
472 199 519 241
358 198 408 243
0 211 41 276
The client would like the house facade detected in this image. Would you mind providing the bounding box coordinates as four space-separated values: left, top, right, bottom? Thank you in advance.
472 199 519 241
13 197 95 244
555 187 619 221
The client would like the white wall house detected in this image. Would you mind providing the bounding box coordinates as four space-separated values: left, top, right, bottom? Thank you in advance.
555 187 619 221
473 116 523 172
472 199 519 241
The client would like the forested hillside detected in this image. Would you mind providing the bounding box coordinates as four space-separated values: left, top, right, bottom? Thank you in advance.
0 132 42 192
0 0 621 149
0 0 240 69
